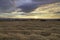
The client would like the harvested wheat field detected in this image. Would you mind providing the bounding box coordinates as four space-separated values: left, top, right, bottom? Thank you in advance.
0 19 60 40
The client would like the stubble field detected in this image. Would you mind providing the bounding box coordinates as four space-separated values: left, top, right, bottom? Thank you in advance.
0 19 60 40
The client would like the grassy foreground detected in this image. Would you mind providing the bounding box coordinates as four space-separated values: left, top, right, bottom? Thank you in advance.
0 19 60 40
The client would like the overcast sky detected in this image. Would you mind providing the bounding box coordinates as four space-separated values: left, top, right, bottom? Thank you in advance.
0 0 60 13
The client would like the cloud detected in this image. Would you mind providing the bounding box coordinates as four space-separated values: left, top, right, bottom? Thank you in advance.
0 0 60 13
0 0 60 19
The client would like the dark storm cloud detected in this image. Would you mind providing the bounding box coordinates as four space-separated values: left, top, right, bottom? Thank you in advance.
0 0 60 13
18 3 39 13
17 0 60 13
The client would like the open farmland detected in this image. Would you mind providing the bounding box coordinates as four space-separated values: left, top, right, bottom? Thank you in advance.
0 19 60 40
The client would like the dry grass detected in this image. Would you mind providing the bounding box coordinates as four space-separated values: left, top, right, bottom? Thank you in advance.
0 19 60 40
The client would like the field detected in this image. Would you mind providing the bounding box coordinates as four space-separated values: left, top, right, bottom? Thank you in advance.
0 19 60 40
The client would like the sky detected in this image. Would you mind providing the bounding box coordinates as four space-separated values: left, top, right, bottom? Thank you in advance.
0 0 60 13
0 0 60 18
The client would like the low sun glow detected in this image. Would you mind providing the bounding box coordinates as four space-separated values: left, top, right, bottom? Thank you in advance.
34 16 39 19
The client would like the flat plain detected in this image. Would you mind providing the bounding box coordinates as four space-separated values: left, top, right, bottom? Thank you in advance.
0 19 60 40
